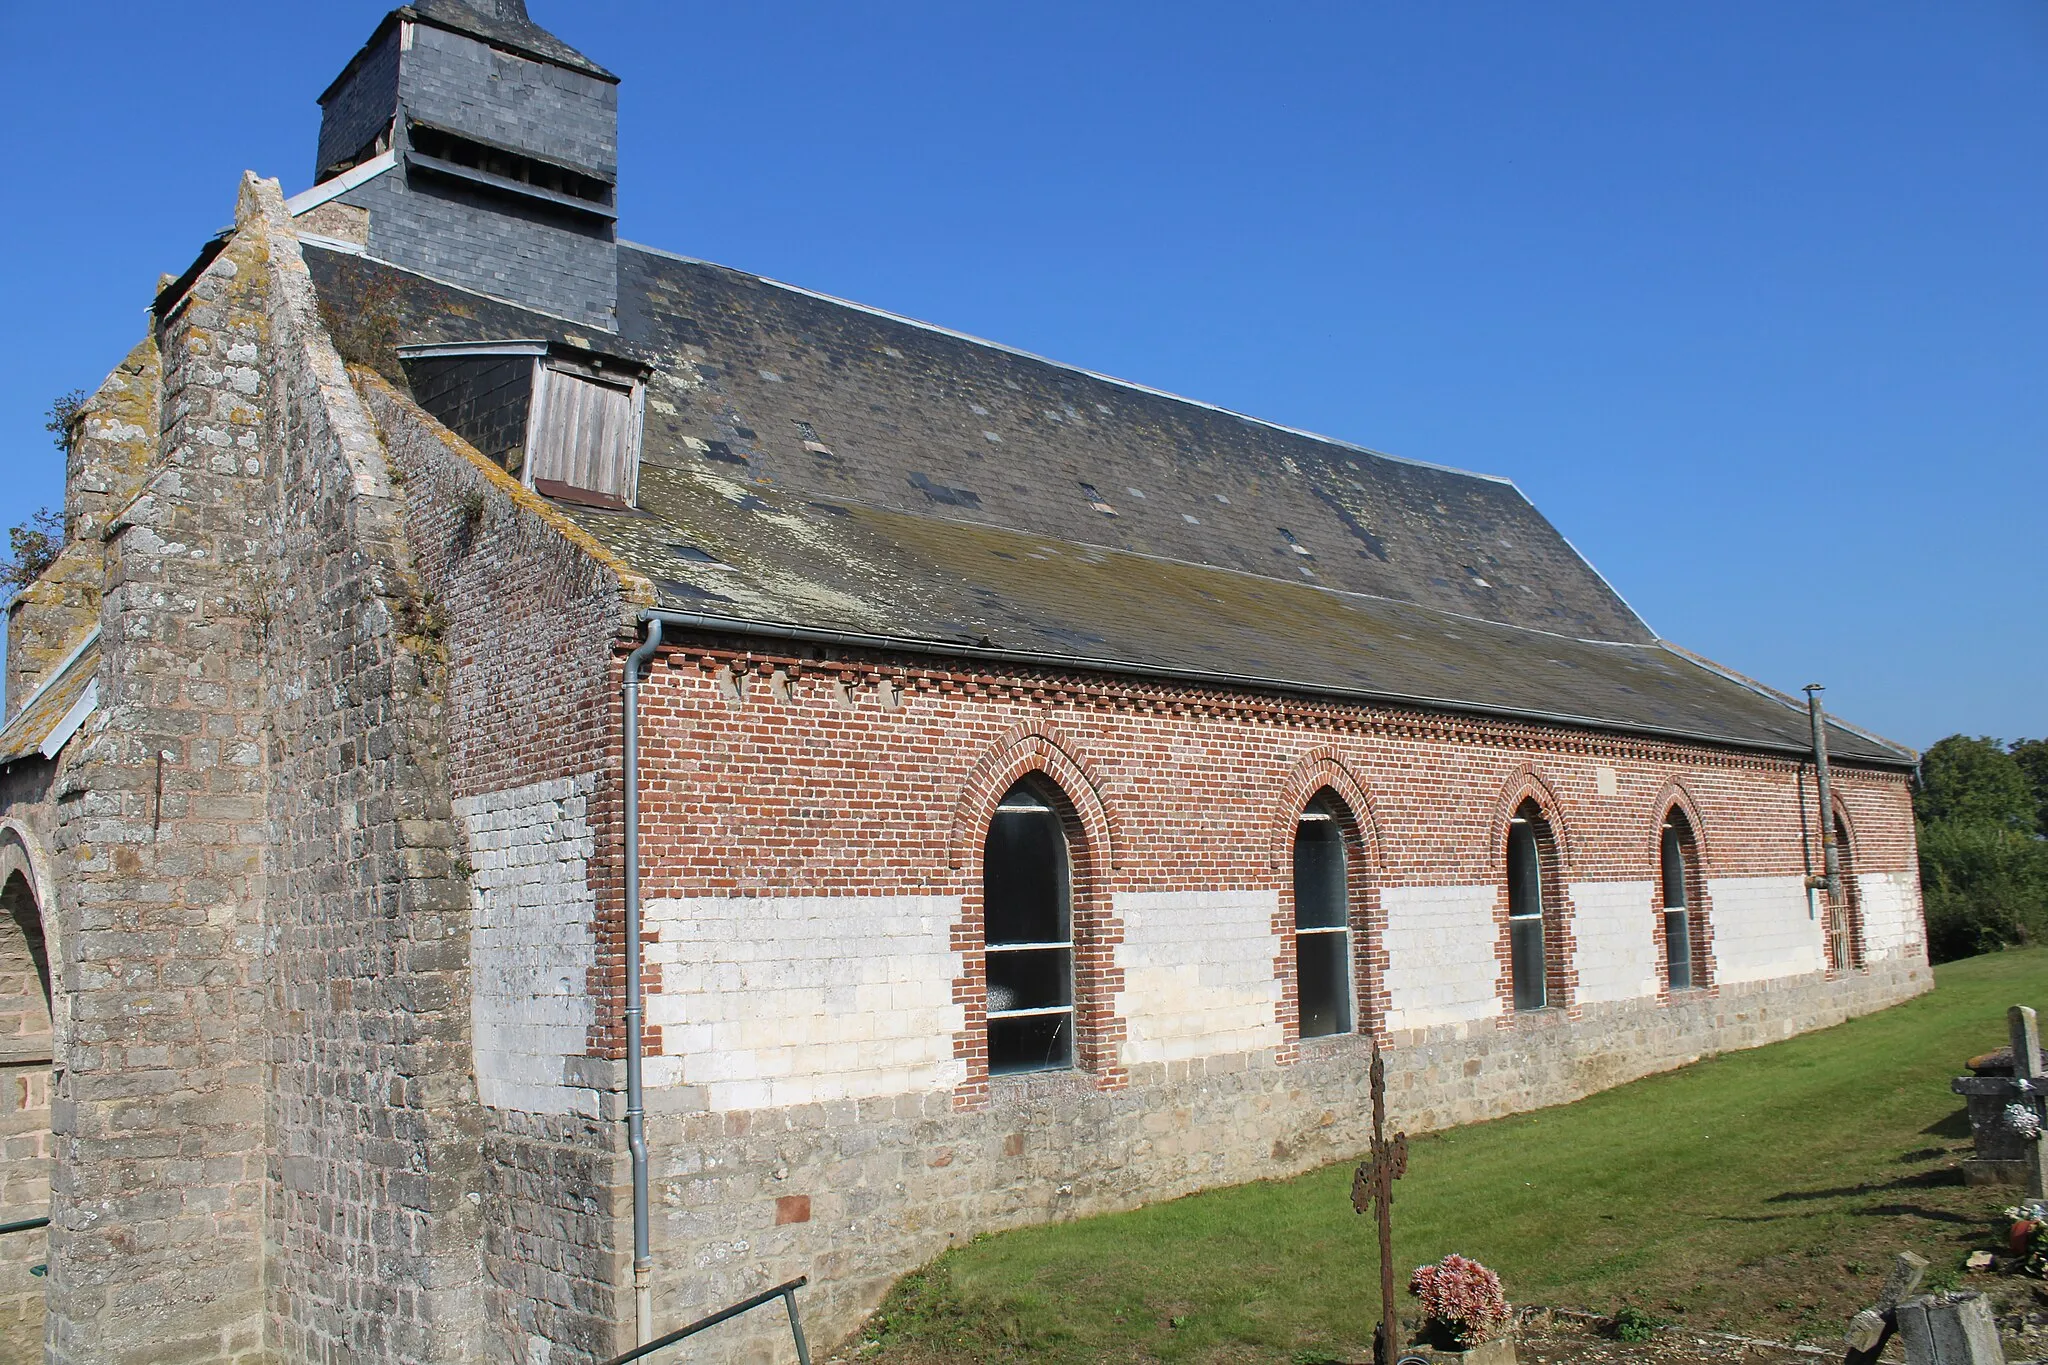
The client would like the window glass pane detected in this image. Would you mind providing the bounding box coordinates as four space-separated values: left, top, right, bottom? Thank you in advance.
1298 931 1353 1038
1511 915 1547 1010
1508 822 1543 920
990 1011 1071 1074
984 803 1069 945
1293 819 1347 930
987 947 1071 1014
1664 910 1691 990
1661 826 1688 910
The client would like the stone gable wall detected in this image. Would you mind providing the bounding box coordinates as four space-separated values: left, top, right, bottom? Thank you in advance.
356 374 642 1364
3 337 158 727
34 173 490 1365
247 177 488 1363
44 182 281 1365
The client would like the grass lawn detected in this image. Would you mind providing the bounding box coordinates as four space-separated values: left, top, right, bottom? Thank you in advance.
862 949 2048 1364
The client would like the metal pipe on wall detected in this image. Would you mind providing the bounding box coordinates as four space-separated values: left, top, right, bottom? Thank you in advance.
622 617 665 1344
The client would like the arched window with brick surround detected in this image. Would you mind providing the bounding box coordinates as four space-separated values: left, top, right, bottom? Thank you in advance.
1293 792 1354 1038
983 778 1074 1074
1659 811 1701 991
1506 797 1560 1011
1826 812 1864 972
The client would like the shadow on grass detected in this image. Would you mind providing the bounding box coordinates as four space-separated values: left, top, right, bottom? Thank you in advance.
1920 1108 1972 1139
1766 1168 1966 1203
1855 1204 1980 1225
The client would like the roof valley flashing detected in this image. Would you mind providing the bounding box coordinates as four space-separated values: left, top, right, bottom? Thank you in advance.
288 3 1911 768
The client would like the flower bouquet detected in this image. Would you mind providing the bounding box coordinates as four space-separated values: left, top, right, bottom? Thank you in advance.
1408 1254 1511 1352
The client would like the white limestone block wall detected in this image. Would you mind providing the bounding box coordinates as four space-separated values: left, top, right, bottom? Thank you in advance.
1705 875 1824 983
1570 881 1658 1003
1381 885 1500 1032
644 895 966 1110
1113 889 1282 1065
456 773 600 1116
1858 871 1924 960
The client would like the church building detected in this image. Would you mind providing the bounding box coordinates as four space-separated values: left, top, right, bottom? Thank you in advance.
0 2 1926 1361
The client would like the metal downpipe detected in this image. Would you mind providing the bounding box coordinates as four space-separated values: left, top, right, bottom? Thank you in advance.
624 617 664 1344
1804 683 1842 903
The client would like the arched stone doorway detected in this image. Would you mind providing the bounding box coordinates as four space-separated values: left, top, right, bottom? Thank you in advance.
0 848 53 1356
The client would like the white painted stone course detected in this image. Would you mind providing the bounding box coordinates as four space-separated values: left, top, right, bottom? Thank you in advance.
456 774 600 1116
1570 880 1658 1003
1858 871 1924 960
1113 890 1283 1065
1381 884 1500 1032
1706 875 1824 983
644 895 966 1110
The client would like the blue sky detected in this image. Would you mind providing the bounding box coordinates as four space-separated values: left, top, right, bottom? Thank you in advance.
1 2 2041 750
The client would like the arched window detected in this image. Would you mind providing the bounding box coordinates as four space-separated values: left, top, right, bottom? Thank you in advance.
1293 793 1353 1038
1506 798 1553 1011
1660 815 1696 991
1827 814 1861 971
983 779 1073 1074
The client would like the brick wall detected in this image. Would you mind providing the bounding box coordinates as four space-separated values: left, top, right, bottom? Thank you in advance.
614 638 1926 1356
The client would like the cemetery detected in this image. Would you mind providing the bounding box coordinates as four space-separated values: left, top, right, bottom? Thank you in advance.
839 947 2048 1364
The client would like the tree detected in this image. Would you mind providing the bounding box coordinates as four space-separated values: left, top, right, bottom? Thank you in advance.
1915 735 2035 832
2 388 87 591
1915 734 2048 963
44 388 88 455
2011 738 2048 839
2 509 63 591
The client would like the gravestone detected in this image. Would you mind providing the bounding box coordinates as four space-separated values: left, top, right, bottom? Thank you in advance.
1893 1293 2005 1365
1951 1006 2048 1194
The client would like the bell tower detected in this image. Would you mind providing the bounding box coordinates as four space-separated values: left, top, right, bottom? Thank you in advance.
304 0 621 328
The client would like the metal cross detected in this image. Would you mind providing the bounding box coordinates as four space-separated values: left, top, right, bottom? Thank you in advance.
1353 1039 1408 1365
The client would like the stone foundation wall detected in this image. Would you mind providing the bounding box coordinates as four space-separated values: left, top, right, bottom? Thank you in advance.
642 956 1926 1362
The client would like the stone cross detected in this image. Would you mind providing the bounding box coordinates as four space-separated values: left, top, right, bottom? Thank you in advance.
1352 1040 1409 1365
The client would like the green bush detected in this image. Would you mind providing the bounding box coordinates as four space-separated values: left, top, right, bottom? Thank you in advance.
1919 820 2048 962
1609 1306 1658 1343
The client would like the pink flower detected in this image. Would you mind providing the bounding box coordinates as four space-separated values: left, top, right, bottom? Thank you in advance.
1408 1254 1510 1346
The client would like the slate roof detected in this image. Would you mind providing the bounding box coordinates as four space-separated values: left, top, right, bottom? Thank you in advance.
0 630 99 767
304 244 1915 768
403 1 614 80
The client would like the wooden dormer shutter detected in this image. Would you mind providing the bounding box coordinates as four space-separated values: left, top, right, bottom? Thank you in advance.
526 362 643 509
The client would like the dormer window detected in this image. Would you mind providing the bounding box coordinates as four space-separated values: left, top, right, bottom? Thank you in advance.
527 364 643 508
400 340 648 510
